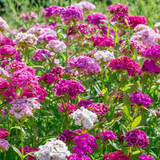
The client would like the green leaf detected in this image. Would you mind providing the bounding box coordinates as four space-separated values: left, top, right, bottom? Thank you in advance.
139 58 146 68
10 145 22 157
123 93 131 106
123 105 131 120
131 116 142 128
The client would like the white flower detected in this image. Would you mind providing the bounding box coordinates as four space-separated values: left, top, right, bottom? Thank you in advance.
15 32 37 46
155 22 160 28
0 138 9 151
94 50 115 65
74 1 96 10
35 138 71 160
0 17 9 32
46 40 66 53
70 107 98 129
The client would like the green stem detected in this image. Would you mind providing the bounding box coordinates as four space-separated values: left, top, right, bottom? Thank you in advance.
20 120 24 160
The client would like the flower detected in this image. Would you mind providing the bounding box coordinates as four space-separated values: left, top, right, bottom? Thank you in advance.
53 79 86 99
94 50 115 65
124 129 149 148
15 32 37 46
0 129 8 139
74 1 96 11
68 56 100 74
39 73 57 84
46 40 66 53
9 97 41 119
0 138 9 151
0 17 9 32
35 138 71 160
139 154 155 160
70 107 98 129
86 13 107 25
61 6 83 24
58 102 77 114
73 133 97 155
59 130 76 143
96 130 117 142
67 153 91 160
19 12 38 20
103 151 130 160
77 99 93 108
130 91 153 107
86 103 109 116
108 56 142 76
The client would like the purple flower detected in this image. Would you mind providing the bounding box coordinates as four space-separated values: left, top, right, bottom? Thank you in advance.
77 99 93 108
139 154 155 160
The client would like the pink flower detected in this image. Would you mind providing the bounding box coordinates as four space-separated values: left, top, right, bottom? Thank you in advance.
0 138 9 151
0 129 8 139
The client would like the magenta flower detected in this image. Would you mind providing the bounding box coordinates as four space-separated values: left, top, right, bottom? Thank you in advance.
58 102 77 114
0 129 8 139
139 154 155 160
67 153 91 160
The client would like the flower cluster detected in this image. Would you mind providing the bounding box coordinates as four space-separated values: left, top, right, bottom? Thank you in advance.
53 79 86 99
140 45 160 60
74 1 96 11
124 129 149 148
130 91 153 108
142 59 160 74
77 99 93 108
42 5 63 19
46 40 66 53
0 129 8 139
15 32 38 47
86 12 107 25
0 37 16 46
139 154 155 160
59 130 77 143
70 107 98 129
94 50 115 65
73 133 97 155
0 138 9 151
86 103 109 116
35 138 71 160
58 102 77 114
96 130 117 142
68 56 100 74
0 17 9 32
109 56 142 76
68 153 91 160
103 151 130 160
19 12 38 20
9 97 41 119
32 49 54 61
51 66 64 79
92 34 115 48
61 6 83 24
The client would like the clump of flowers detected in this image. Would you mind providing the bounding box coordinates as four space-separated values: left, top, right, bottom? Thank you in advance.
53 79 86 99
142 59 160 74
15 32 38 47
59 130 76 143
70 107 98 129
92 34 115 48
19 12 38 20
61 6 83 24
128 15 147 28
32 49 54 61
140 45 160 60
130 91 153 108
19 146 39 160
9 97 41 119
0 17 9 32
86 12 107 26
0 129 8 139
0 37 16 46
0 78 9 92
46 40 66 53
39 72 57 84
94 50 115 65
0 45 17 59
73 133 97 155
108 56 142 76
68 56 100 74
139 154 155 160
68 153 91 160
51 66 64 79
74 1 96 11
58 102 77 114
103 151 130 160
86 103 109 116
77 99 93 108
124 129 149 148
42 5 63 20
96 130 117 142
0 138 9 151
35 138 71 160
